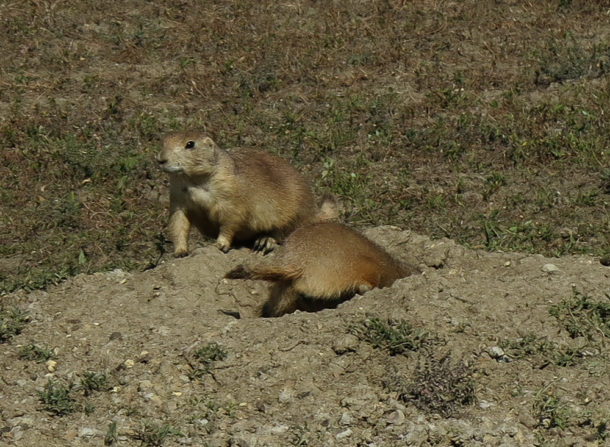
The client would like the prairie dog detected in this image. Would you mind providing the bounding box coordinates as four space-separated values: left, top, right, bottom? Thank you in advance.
157 130 320 256
225 221 417 317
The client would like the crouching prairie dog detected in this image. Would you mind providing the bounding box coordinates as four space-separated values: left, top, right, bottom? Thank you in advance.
225 221 418 317
157 130 330 256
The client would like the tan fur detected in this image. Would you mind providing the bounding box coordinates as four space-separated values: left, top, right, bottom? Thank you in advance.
157 130 319 256
225 221 418 317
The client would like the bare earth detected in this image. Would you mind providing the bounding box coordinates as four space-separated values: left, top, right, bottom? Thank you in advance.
2 228 609 446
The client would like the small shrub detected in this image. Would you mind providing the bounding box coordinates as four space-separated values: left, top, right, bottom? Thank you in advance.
38 379 75 416
388 352 476 417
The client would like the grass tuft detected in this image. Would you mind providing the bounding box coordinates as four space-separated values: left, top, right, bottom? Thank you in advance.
349 317 438 355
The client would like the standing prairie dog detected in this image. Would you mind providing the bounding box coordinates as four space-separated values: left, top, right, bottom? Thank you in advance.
225 221 417 317
157 130 325 256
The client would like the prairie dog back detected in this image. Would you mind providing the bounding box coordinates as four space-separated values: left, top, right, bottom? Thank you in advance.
157 130 317 256
226 221 417 316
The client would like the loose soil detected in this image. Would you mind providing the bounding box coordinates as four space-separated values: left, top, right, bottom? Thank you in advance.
2 228 609 446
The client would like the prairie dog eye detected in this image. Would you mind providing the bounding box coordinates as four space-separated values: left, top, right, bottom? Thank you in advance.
185 140 195 149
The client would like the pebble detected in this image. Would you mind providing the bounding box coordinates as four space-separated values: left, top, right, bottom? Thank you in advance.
386 410 405 425
541 263 560 274
278 388 293 404
78 427 99 438
487 346 508 361
340 411 352 426
46 360 57 372
332 334 359 355
336 428 353 439
270 424 289 434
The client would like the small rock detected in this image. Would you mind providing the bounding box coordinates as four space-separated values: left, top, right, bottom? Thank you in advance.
541 263 560 274
78 427 98 438
278 388 293 404
46 360 57 372
487 346 507 360
386 410 405 425
123 359 135 368
479 400 495 409
336 428 353 439
270 424 289 434
332 334 359 355
339 411 352 426
138 380 153 392
109 332 122 341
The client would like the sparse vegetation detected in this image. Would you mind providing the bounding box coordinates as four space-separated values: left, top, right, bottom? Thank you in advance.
104 421 118 446
38 379 76 416
134 422 183 447
188 342 228 379
349 317 438 355
0 307 28 342
79 371 111 396
549 290 610 340
18 343 55 363
387 352 476 417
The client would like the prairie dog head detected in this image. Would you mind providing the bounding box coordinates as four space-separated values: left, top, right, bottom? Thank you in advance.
157 131 219 177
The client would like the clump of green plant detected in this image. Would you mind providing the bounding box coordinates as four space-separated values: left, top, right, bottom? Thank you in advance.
549 290 610 340
134 422 183 447
38 379 76 416
104 421 118 446
387 352 476 417
349 317 437 355
0 307 28 342
188 342 227 379
79 371 111 396
18 343 55 362
532 389 571 429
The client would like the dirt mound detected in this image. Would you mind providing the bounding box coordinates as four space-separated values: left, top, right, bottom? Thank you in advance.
2 228 608 446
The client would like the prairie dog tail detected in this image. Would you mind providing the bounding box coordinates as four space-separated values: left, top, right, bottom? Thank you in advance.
225 264 302 282
315 194 340 222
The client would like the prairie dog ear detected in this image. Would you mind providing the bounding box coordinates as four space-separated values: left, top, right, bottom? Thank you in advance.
201 136 217 147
